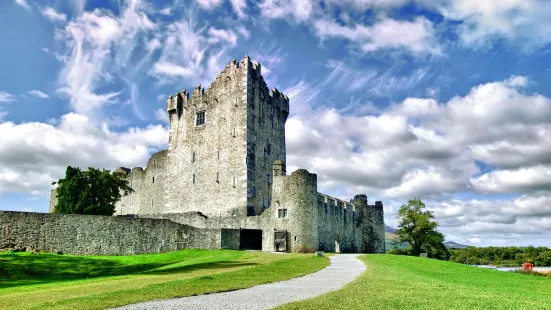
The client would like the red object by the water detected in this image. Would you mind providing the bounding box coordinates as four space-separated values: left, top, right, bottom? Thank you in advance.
522 262 534 271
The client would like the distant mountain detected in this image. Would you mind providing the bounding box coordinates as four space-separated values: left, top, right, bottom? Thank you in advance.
384 226 470 251
445 241 470 249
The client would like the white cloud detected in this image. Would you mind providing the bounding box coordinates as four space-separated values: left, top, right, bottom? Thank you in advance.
0 91 16 103
42 48 50 53
150 18 235 87
159 7 172 15
236 26 250 39
472 166 551 194
208 27 238 47
283 74 551 246
27 90 50 99
41 7 67 23
0 113 168 196
322 60 431 96
196 0 223 9
15 0 31 11
258 0 313 22
154 108 169 124
284 80 320 116
56 0 156 116
325 0 408 8
314 17 441 55
230 0 247 18
425 0 551 46
153 62 195 78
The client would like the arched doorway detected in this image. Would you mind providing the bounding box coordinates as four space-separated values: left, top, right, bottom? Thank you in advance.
335 235 341 253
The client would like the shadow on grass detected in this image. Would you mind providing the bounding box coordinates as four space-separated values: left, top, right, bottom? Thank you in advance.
0 253 257 289
143 261 257 275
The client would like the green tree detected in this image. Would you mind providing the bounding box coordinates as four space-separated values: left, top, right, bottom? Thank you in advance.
396 198 449 259
53 166 133 216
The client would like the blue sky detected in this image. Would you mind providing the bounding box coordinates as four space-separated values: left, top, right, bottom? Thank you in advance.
2 0 551 247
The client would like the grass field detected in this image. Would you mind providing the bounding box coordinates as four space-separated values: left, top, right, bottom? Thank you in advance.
280 254 551 310
0 249 329 310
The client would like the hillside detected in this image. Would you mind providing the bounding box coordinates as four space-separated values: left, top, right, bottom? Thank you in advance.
280 255 551 309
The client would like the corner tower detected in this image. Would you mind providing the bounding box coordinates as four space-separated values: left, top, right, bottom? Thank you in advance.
163 56 289 217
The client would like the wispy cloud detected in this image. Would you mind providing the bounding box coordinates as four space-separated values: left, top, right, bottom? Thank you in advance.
56 0 156 117
28 90 50 99
432 0 551 47
230 0 247 18
314 17 441 55
41 7 67 23
154 108 169 124
15 0 32 11
208 27 238 47
258 0 313 22
322 59 431 97
0 91 16 103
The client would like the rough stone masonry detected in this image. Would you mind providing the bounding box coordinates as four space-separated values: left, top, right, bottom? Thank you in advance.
48 56 385 254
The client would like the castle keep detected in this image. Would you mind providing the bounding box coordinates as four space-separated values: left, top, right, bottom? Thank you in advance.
49 56 385 253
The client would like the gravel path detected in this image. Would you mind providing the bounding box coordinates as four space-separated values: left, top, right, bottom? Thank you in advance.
115 254 365 310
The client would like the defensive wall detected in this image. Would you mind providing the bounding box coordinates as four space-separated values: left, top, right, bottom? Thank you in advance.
128 164 385 254
0 211 238 255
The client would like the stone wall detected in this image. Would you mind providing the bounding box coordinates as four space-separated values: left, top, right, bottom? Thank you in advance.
246 62 289 215
0 211 224 255
316 194 362 253
115 150 168 215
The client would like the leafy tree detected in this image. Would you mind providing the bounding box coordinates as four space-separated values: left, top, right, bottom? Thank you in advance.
53 166 133 216
396 198 449 259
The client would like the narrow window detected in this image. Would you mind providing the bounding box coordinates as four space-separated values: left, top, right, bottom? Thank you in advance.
151 199 153 207
232 128 236 137
251 186 256 196
196 111 205 126
294 236 297 241
217 150 220 159
266 173 271 184
216 172 219 183
266 142 271 155
192 174 196 184
233 176 237 187
152 176 155 183
192 151 195 163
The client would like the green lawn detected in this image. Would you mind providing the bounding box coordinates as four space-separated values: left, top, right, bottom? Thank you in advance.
280 254 551 310
0 249 329 310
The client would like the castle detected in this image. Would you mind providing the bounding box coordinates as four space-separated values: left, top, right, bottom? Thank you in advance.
49 56 385 253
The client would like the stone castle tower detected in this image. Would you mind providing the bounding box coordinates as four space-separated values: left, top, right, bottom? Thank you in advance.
112 56 288 217
49 55 385 254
